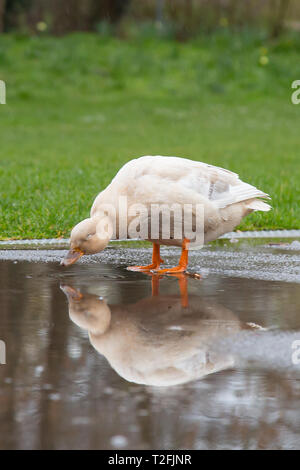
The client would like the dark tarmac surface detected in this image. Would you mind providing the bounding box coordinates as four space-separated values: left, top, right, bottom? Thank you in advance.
0 243 300 449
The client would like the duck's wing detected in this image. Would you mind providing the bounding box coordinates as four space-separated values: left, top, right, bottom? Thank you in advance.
200 163 271 211
120 156 271 211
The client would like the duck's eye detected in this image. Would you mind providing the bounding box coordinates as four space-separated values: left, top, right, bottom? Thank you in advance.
87 234 93 240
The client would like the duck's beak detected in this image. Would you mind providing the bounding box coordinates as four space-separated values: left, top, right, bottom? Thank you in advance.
60 284 83 300
60 249 84 266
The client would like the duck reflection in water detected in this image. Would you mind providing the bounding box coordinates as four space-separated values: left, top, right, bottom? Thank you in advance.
61 275 256 387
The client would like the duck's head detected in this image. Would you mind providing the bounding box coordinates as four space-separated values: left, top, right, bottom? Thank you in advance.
61 216 111 266
60 285 111 335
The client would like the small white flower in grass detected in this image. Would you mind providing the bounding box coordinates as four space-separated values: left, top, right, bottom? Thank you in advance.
259 56 269 66
219 17 228 27
36 21 47 32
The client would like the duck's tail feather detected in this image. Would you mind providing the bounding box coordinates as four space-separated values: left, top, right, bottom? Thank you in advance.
215 182 271 211
246 200 272 212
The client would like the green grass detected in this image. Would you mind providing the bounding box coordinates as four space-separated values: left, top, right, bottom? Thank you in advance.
0 29 300 239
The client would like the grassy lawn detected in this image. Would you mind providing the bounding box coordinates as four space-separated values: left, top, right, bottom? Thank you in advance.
0 30 300 239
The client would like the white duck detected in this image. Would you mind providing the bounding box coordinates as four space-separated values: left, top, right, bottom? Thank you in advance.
61 155 271 272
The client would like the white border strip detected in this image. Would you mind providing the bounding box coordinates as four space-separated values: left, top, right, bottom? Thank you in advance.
220 230 300 239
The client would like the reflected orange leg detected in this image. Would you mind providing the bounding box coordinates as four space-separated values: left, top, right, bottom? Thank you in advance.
177 274 188 308
151 273 188 306
153 239 189 274
127 243 164 272
151 274 162 296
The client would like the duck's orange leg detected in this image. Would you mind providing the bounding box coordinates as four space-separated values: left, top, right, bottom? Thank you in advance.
153 239 189 274
127 243 164 272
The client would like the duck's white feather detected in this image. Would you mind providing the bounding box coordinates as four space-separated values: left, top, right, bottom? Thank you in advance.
91 155 271 244
105 155 270 208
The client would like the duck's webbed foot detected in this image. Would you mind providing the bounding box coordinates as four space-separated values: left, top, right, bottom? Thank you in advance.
152 265 186 274
126 243 164 272
127 262 163 272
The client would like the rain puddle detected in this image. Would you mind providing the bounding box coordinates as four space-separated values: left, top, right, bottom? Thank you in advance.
1 243 300 450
